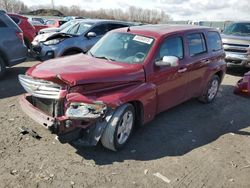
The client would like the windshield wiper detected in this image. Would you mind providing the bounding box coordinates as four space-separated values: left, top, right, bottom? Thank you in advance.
90 54 116 61
95 56 116 61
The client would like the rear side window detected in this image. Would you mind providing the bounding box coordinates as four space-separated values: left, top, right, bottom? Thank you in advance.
207 31 222 51
90 24 109 36
10 16 20 25
157 36 184 59
187 33 207 56
108 23 128 31
0 18 7 27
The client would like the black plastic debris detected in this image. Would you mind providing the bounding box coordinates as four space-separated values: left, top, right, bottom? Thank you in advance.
19 126 42 140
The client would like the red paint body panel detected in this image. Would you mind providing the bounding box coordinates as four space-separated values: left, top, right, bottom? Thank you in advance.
21 25 226 136
8 13 36 43
234 71 250 96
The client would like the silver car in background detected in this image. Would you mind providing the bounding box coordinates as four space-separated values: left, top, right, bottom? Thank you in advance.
31 19 132 60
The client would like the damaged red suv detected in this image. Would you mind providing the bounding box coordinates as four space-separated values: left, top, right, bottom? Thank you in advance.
19 25 226 151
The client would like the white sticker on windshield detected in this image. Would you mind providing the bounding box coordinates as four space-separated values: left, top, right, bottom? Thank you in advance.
133 35 153 44
84 24 92 27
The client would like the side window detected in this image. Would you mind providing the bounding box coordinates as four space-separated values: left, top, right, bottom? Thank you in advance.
90 24 109 36
207 31 222 51
187 33 207 56
108 24 127 31
10 16 20 25
0 18 7 27
157 37 184 60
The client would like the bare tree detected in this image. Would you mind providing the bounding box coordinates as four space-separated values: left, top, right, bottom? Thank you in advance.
0 0 29 13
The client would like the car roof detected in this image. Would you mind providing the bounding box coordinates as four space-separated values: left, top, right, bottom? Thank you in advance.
115 24 215 38
7 13 28 19
77 19 131 25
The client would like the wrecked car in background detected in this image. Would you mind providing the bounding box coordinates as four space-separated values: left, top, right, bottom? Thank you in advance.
31 19 132 61
221 22 250 68
234 71 250 96
19 25 226 151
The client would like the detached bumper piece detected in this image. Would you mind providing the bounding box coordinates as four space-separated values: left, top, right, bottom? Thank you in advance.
234 71 250 97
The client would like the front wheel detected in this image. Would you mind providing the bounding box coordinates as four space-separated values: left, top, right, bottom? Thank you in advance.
198 75 220 103
101 104 135 151
0 57 6 79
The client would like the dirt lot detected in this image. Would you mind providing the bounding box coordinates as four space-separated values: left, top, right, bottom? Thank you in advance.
0 60 250 188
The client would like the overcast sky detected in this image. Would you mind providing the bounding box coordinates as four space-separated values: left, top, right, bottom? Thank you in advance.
21 0 250 21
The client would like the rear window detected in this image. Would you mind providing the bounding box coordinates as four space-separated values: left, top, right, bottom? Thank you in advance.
10 16 20 25
187 33 207 56
207 31 222 51
0 19 7 27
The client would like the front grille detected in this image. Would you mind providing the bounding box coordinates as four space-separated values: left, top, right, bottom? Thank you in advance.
223 43 249 54
223 43 249 48
224 49 247 53
32 46 42 53
19 75 63 99
26 95 64 117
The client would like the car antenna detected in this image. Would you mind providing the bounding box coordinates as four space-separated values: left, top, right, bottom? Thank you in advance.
127 26 130 32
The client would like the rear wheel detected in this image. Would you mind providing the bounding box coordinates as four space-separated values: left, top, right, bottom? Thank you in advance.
101 104 135 151
0 57 6 78
198 75 220 103
63 50 81 56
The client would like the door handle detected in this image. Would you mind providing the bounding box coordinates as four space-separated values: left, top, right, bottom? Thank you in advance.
201 59 211 64
178 67 187 73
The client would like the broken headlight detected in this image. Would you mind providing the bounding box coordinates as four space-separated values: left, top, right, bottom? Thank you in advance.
44 38 64 46
65 102 107 120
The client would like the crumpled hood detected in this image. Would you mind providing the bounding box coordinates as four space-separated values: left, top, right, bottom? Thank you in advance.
26 54 145 86
32 32 73 45
33 32 55 43
221 34 250 45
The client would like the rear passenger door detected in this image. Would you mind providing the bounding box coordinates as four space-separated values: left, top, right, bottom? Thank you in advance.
185 32 210 98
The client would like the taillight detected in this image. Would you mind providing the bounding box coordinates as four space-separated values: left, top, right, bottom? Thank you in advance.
16 32 24 43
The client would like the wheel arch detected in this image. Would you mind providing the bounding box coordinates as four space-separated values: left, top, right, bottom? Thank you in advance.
62 47 83 56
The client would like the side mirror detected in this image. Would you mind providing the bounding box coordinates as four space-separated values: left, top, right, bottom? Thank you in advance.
155 56 179 67
86 32 97 38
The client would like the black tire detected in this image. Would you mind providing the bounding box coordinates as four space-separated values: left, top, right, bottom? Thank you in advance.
0 57 6 79
101 104 135 151
63 51 81 56
198 75 220 103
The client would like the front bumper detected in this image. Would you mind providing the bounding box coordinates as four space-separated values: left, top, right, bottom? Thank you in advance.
31 44 58 61
225 52 250 67
19 94 111 145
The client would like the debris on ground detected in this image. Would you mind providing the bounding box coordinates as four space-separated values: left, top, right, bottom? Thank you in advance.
8 104 15 108
10 169 18 175
144 169 149 175
19 126 42 140
153 172 171 183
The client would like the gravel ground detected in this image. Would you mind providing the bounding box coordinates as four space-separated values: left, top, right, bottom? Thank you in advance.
0 60 250 188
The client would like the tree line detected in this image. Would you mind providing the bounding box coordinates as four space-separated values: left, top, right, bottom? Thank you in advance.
0 0 172 24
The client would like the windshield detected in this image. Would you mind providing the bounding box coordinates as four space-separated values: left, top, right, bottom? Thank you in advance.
59 20 76 30
61 22 93 36
88 32 154 64
223 23 250 36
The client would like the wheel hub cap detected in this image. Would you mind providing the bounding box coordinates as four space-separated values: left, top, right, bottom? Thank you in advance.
117 111 133 145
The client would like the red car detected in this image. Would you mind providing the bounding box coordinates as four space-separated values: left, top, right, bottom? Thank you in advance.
29 20 49 34
8 13 36 48
45 19 67 28
234 71 250 96
18 25 226 151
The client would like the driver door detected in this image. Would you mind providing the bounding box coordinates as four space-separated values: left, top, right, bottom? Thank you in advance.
151 35 189 113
